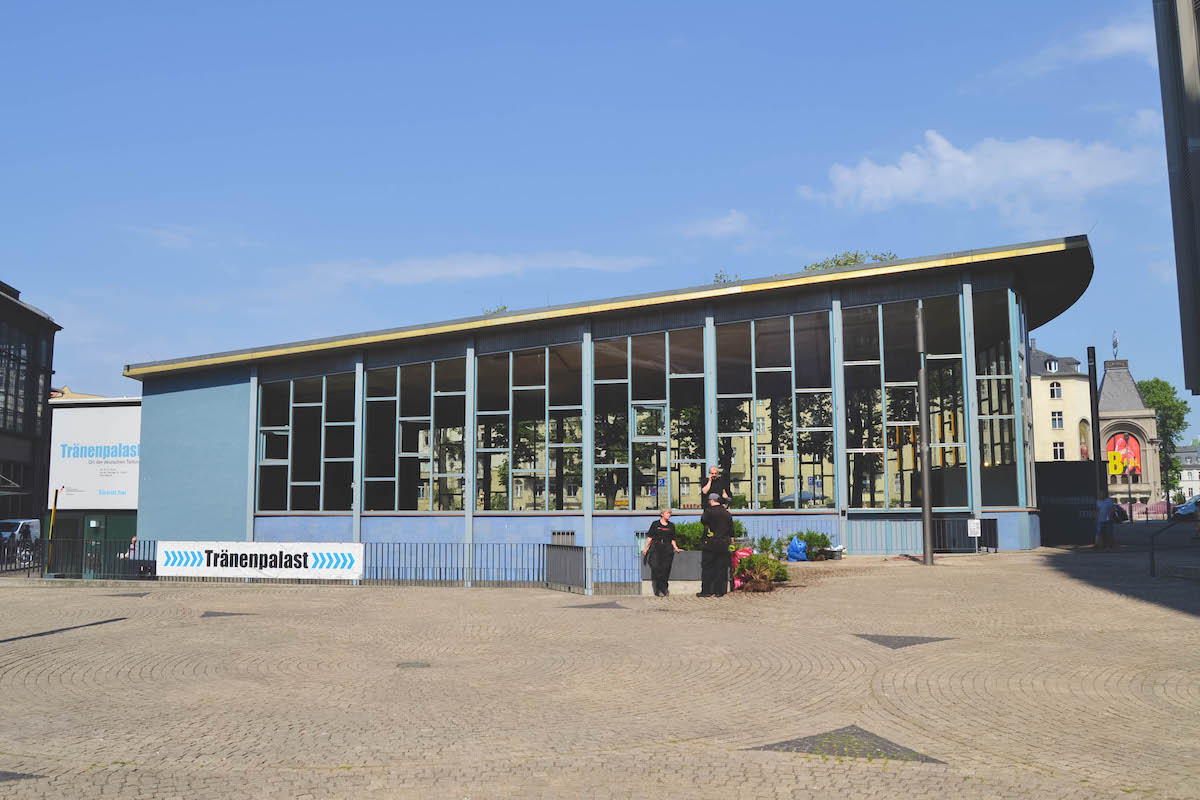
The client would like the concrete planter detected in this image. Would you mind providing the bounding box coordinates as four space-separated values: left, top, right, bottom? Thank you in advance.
639 550 703 581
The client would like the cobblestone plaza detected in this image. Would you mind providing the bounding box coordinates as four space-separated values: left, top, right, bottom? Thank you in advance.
1 546 1197 799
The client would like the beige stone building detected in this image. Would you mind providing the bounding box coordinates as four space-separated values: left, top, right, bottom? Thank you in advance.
1098 359 1162 504
1029 342 1094 463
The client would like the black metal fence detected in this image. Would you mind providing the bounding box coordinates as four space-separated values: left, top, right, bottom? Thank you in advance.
930 519 999 553
0 539 41 575
42 538 157 580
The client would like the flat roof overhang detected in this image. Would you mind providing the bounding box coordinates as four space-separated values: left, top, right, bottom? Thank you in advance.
124 235 1093 381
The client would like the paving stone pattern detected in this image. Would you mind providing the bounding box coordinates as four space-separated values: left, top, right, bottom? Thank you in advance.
0 548 1198 798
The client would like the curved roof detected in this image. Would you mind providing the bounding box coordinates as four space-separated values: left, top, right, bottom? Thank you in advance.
125 235 1093 380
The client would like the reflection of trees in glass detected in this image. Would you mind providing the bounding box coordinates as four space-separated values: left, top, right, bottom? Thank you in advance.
671 406 704 460
759 394 793 508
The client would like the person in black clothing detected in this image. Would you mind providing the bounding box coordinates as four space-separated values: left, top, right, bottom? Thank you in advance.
698 494 733 597
701 466 731 507
641 508 683 596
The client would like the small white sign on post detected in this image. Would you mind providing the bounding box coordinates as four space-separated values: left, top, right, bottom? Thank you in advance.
967 519 982 538
156 541 364 580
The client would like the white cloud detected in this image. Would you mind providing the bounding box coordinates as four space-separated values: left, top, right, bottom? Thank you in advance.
309 251 654 288
800 130 1159 229
1123 108 1163 137
679 209 751 239
984 17 1156 85
1149 260 1177 284
130 224 202 249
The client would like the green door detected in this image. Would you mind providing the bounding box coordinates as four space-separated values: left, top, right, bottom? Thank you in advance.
82 515 105 579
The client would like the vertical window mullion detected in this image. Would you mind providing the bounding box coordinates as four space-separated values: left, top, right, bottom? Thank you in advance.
287 379 295 511
626 336 633 503
507 352 514 508
544 346 550 511
429 363 436 511
749 319 758 509
789 316 799 509
665 329 672 508
393 367 400 511
319 376 328 509
877 306 888 508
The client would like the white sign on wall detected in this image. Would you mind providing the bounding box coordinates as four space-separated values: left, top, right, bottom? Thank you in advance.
156 541 364 580
967 519 982 538
48 403 141 510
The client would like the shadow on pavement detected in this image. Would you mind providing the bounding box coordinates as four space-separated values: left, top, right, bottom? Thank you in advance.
1043 521 1200 619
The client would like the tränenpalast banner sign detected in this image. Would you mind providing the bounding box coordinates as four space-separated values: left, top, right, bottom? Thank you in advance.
155 542 364 580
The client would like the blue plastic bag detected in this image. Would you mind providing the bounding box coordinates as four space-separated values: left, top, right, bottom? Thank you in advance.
787 536 808 562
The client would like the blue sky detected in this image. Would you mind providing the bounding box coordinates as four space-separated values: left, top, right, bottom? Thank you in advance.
4 1 1196 438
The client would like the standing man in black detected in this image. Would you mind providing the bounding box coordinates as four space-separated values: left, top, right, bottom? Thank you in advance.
700 465 731 507
698 494 733 597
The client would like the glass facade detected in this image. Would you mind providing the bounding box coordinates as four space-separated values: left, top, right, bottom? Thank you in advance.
254 285 1030 514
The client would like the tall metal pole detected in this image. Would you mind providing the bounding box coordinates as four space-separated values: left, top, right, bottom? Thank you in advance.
916 306 933 565
1087 347 1105 501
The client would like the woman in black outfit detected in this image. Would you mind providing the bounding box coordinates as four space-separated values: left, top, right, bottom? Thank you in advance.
642 508 682 597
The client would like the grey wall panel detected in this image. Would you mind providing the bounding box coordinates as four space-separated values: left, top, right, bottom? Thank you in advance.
259 352 358 383
840 275 964 309
139 367 252 541
593 303 709 339
711 290 832 324
475 321 586 354
363 336 471 370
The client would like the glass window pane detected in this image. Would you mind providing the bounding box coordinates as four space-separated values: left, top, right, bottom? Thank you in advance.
844 365 882 449
842 306 880 362
512 473 544 511
261 431 288 461
291 406 321 482
398 457 430 510
323 461 353 510
260 382 290 427
848 452 885 509
886 425 919 508
717 435 751 508
594 383 629 464
798 432 835 508
929 361 965 444
257 465 287 511
513 389 546 470
548 343 582 405
980 418 1019 506
400 363 431 417
882 301 919 383
796 392 833 429
669 328 704 375
293 377 322 404
670 378 705 461
435 475 465 511
325 373 355 422
973 290 1011 375
399 421 431 454
477 413 509 449
549 448 583 511
324 425 353 459
633 443 668 511
549 409 583 444
364 398 398 474
366 367 396 398
886 387 917 424
594 467 629 511
976 377 1015 417
634 404 666 438
756 457 793 509
754 317 791 368
755 372 793 456
364 481 396 511
718 397 752 433
434 357 466 392
630 333 666 401
594 338 627 381
476 453 509 510
477 354 509 412
923 295 961 356
671 461 704 510
290 484 320 511
716 322 752 394
433 395 465 473
513 348 545 387
930 446 969 507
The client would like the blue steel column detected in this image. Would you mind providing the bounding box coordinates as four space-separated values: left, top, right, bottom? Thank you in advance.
703 308 717 470
1008 288 1028 507
352 353 364 543
245 366 258 541
830 293 848 544
582 323 594 595
961 278 982 513
465 339 476 587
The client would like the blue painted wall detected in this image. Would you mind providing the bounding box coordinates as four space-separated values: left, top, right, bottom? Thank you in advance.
361 515 465 543
985 511 1036 550
139 368 251 542
255 515 352 542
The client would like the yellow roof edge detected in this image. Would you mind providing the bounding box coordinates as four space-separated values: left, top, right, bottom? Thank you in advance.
124 240 1075 379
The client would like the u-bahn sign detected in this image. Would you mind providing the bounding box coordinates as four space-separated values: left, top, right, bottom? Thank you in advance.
156 541 364 580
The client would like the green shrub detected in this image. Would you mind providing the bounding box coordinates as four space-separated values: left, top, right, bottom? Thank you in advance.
802 530 832 553
734 554 789 585
675 518 750 551
768 559 789 582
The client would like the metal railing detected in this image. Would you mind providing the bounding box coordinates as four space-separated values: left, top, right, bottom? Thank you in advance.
42 538 158 580
0 540 41 575
930 519 998 554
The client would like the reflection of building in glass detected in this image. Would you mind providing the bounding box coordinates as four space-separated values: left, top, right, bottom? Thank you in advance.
129 236 1095 553
0 281 59 521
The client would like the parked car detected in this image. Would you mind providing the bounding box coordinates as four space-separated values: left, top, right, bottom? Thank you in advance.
1173 495 1200 519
